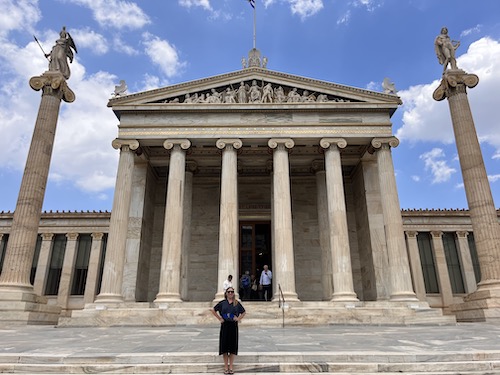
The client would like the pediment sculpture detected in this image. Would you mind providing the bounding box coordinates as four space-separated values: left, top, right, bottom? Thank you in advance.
157 80 354 105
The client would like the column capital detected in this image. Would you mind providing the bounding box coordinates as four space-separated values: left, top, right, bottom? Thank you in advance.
66 232 79 241
163 139 191 150
456 230 469 238
216 139 242 150
433 70 479 101
431 230 443 238
29 71 75 103
405 231 418 238
41 233 55 241
268 138 294 150
320 138 347 150
91 232 104 240
112 139 139 151
371 137 400 150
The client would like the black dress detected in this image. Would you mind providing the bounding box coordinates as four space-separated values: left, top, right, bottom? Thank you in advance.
214 299 245 355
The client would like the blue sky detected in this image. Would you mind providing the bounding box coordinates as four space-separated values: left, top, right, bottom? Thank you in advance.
1 0 500 212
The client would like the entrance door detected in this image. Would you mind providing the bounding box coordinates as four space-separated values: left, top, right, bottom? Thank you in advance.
239 222 271 299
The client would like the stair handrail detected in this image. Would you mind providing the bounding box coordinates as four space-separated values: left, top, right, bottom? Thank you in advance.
278 283 285 329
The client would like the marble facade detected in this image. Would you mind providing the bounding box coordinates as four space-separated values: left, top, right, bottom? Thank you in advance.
0 67 497 325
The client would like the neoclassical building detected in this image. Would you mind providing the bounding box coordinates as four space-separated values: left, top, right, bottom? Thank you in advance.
0 60 496 325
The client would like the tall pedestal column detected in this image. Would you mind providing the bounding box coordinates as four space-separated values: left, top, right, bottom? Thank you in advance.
95 139 139 304
434 70 500 321
320 138 358 302
371 138 417 302
155 139 191 304
268 139 299 302
0 72 73 324
214 140 242 300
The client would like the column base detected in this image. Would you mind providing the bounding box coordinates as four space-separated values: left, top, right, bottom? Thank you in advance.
451 282 500 323
331 292 359 302
0 289 61 325
154 293 182 303
390 291 419 302
94 293 124 304
274 291 300 303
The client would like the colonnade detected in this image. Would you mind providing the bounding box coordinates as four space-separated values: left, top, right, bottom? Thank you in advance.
94 136 417 304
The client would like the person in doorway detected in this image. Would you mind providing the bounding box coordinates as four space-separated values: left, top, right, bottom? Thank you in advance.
223 275 233 292
211 288 246 374
240 271 251 300
259 265 272 301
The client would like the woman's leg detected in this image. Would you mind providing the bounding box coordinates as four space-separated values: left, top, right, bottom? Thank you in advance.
229 353 235 372
223 353 229 372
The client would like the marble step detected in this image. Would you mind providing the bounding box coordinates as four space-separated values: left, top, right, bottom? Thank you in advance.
0 352 499 374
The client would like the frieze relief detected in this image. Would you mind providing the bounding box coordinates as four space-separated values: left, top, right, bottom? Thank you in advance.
151 80 357 105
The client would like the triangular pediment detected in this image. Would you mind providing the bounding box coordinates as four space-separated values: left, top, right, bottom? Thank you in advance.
108 67 401 110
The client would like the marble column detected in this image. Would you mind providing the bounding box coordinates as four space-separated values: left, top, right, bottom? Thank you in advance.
214 139 242 300
95 139 139 304
33 233 54 296
434 70 500 308
181 162 196 301
312 161 333 300
57 233 79 311
405 231 427 301
0 72 74 295
371 137 417 301
268 139 299 302
83 232 104 304
155 139 191 303
0 234 5 272
320 138 358 302
431 231 454 308
456 231 477 294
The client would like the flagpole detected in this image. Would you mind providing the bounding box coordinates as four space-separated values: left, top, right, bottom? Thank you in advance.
253 1 256 49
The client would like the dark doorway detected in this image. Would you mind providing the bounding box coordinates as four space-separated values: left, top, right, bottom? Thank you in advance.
239 222 271 300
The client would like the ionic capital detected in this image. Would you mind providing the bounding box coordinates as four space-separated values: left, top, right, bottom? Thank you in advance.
405 231 418 238
268 138 294 150
371 137 400 151
320 138 347 150
431 230 443 238
91 232 104 241
29 71 75 103
433 70 479 101
456 230 469 238
163 139 191 151
41 233 55 241
216 139 242 150
66 232 79 241
112 139 140 151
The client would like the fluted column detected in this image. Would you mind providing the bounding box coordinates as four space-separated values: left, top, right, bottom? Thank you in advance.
371 137 417 301
181 162 196 301
312 161 333 300
57 232 79 310
431 231 454 308
456 231 477 294
405 231 427 301
0 72 74 293
268 139 299 302
320 138 358 301
84 232 104 304
214 139 242 300
95 139 139 303
434 71 500 291
33 233 54 296
155 139 191 303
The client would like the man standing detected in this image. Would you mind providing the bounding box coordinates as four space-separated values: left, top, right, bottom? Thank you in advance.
259 265 272 301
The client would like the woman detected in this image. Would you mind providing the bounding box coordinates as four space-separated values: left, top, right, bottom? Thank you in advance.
211 288 246 374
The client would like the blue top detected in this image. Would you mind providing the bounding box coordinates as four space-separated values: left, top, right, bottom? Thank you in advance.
214 299 245 322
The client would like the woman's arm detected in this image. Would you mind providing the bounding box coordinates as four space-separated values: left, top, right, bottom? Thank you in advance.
210 308 224 323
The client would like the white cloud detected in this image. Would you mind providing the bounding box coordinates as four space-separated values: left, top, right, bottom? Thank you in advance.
461 24 481 38
411 175 420 182
72 28 109 55
142 33 186 78
70 0 150 29
178 0 212 11
0 0 41 37
353 0 381 12
113 36 139 56
397 37 500 156
289 0 324 19
419 148 457 184
489 174 500 183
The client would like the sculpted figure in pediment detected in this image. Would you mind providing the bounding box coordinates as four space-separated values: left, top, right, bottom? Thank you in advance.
224 87 237 103
275 86 286 103
317 94 329 102
261 82 274 103
237 82 248 103
287 88 301 103
248 80 262 103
